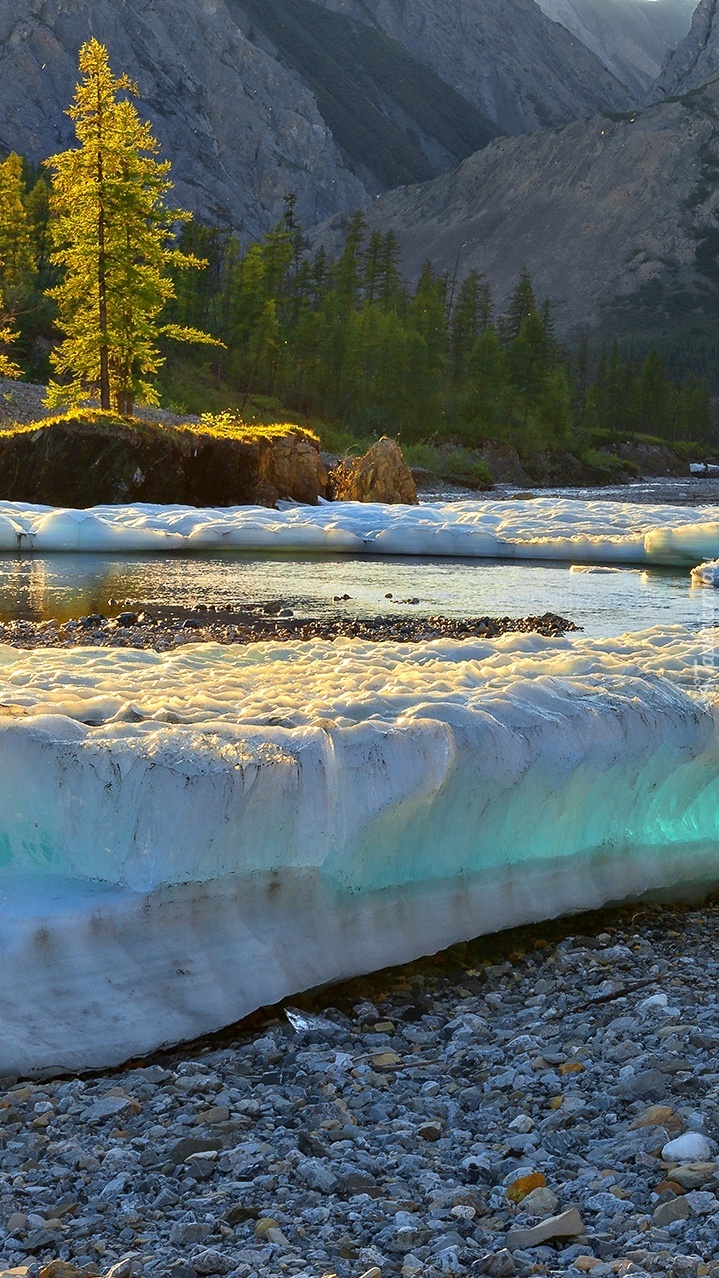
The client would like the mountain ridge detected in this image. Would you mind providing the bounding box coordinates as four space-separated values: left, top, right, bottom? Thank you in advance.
306 0 636 133
652 0 719 99
0 0 638 239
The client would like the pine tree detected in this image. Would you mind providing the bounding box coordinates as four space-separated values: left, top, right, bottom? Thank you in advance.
45 39 220 416
450 271 489 383
500 266 538 346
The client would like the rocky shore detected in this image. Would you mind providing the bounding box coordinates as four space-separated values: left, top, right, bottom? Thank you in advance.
2 898 719 1278
0 609 579 650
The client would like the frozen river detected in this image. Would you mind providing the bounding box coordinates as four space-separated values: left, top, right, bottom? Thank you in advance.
3 481 719 1074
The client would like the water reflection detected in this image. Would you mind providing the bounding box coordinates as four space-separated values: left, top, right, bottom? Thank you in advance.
0 550 711 639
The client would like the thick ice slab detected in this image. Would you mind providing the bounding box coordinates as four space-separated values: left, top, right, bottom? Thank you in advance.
1 496 719 565
0 628 718 1075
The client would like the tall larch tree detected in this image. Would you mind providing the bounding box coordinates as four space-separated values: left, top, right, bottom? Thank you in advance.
45 39 219 416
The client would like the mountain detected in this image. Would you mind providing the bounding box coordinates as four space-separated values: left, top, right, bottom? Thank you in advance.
306 0 636 133
0 0 637 240
316 80 719 341
652 0 719 98
225 0 503 193
0 0 368 239
536 0 695 95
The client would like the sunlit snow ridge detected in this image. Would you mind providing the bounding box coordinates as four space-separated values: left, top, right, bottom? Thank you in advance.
2 496 719 568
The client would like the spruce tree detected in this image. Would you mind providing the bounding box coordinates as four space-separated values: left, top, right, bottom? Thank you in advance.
500 266 538 346
45 39 219 416
0 154 36 301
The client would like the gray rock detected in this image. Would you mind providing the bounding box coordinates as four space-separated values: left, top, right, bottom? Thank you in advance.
190 1250 237 1276
165 1137 225 1167
295 1158 337 1193
652 1196 691 1226
506 1207 585 1250
615 1068 667 1100
170 1223 213 1245
83 1095 137 1123
472 1251 516 1277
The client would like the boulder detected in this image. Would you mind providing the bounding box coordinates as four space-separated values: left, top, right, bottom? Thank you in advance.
330 438 418 504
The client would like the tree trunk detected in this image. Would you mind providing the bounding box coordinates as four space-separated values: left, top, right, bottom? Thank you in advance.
97 155 110 410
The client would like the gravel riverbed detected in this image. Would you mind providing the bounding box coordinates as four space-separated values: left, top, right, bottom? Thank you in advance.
0 609 578 649
3 900 719 1278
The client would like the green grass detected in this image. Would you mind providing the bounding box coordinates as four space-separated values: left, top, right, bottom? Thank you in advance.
196 411 319 447
0 408 134 440
0 406 320 450
403 442 492 489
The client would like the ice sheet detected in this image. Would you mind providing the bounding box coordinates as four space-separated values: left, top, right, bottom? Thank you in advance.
1 496 719 564
1 628 718 1075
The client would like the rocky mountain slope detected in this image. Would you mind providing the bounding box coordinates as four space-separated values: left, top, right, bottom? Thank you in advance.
0 0 637 238
226 0 502 192
308 0 635 133
652 0 719 98
0 0 369 239
537 0 695 95
317 80 719 339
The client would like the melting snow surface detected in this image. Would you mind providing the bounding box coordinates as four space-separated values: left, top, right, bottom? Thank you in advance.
692 559 719 586
2 627 719 1074
1 495 719 565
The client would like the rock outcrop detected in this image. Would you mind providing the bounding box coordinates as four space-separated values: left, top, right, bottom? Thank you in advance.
0 415 329 508
330 438 418 504
651 0 719 100
309 0 635 134
316 79 719 338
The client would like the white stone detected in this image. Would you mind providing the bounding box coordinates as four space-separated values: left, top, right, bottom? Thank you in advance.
663 1133 714 1164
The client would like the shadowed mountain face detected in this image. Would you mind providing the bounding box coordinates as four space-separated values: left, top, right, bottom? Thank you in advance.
537 0 695 95
226 0 503 193
308 0 636 133
651 0 719 98
315 81 719 340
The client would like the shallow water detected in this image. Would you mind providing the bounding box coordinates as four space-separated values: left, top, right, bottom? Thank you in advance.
0 549 713 640
2 477 718 639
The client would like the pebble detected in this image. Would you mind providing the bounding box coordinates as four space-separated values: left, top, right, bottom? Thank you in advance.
0 610 579 651
1 903 719 1276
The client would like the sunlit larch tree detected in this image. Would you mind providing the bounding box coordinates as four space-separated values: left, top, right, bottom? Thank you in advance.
45 38 220 416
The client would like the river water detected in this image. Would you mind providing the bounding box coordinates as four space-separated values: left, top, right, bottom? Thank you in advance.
1 478 717 639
